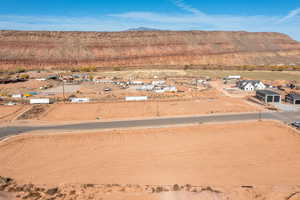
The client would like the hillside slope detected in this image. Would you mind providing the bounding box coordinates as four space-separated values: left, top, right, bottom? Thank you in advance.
0 30 300 69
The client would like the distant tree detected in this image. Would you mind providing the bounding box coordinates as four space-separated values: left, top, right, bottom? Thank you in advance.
113 67 121 71
20 74 30 79
15 67 26 73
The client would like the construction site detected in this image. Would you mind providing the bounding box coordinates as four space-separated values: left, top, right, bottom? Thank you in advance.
1 51 300 200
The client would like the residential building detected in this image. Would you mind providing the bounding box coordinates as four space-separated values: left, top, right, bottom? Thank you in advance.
256 90 281 103
237 80 266 91
285 93 300 105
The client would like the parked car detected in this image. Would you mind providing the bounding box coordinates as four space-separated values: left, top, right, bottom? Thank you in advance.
103 88 112 92
5 102 16 106
291 122 300 129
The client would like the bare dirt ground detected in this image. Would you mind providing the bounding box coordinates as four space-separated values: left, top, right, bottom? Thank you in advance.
1 121 300 187
0 105 29 123
97 69 300 81
40 98 260 121
0 79 47 95
38 89 262 121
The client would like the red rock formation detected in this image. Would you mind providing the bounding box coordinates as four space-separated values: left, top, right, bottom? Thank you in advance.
0 30 300 69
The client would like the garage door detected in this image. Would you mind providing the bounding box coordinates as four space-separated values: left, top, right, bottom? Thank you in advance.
274 96 280 103
267 96 273 102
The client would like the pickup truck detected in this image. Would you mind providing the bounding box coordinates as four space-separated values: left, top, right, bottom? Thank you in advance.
291 122 300 129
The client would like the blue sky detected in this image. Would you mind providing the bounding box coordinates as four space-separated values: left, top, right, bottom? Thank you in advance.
0 0 300 40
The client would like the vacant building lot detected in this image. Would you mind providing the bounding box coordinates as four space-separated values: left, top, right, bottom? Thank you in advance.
40 96 261 121
0 105 28 122
98 69 300 81
1 121 300 186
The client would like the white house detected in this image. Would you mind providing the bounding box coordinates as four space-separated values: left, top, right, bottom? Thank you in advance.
255 82 266 90
237 80 266 91
152 80 165 86
163 86 177 92
130 81 144 85
241 82 255 91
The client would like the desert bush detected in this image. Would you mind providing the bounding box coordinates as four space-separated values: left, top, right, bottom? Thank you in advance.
292 66 300 71
70 67 80 72
20 74 30 79
88 75 94 80
77 66 97 72
15 67 26 73
183 65 191 70
173 184 180 191
185 184 192 191
113 67 121 71
156 187 163 193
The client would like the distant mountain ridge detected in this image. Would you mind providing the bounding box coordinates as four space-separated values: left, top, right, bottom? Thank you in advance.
0 30 300 69
126 27 161 31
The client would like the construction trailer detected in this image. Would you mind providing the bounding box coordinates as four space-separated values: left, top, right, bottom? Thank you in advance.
30 98 51 104
125 96 148 101
285 93 300 105
256 90 281 103
225 75 241 80
11 94 23 98
70 98 90 103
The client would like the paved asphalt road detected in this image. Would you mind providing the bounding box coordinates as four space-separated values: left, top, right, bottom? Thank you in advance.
1 111 300 139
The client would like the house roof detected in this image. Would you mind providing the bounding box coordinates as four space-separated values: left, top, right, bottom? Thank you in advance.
237 80 264 89
256 90 280 96
287 93 300 99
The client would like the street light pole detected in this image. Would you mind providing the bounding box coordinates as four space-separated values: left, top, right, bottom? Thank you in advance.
156 101 159 117
62 80 65 103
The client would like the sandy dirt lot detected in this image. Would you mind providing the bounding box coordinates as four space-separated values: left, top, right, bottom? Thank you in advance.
1 121 300 186
0 105 28 122
0 80 48 94
40 97 261 121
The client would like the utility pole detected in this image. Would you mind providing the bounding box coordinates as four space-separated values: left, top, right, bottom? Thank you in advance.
59 73 66 103
156 101 159 117
62 80 65 103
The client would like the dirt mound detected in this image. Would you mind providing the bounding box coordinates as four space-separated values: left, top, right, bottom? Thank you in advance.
0 30 300 69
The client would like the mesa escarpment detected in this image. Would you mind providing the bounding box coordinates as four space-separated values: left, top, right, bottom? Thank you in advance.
0 30 300 69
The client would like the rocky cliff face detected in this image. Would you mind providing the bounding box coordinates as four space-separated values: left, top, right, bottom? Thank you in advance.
0 30 300 69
